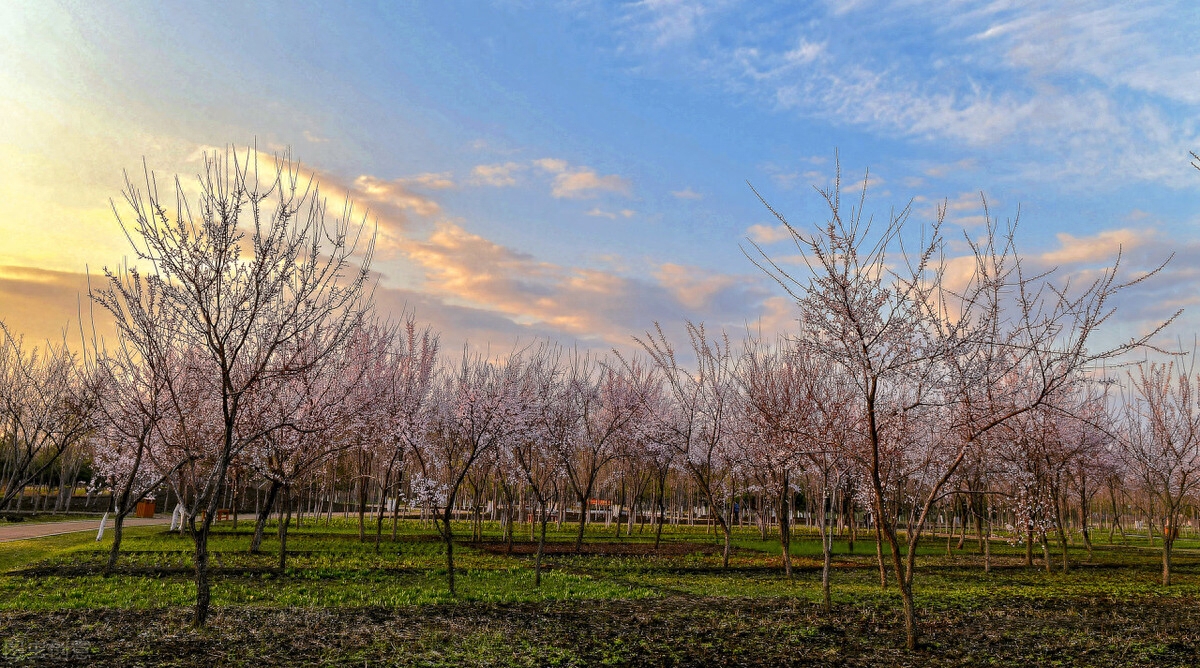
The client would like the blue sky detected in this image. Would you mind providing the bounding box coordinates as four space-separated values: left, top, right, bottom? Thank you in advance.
1 0 1198 353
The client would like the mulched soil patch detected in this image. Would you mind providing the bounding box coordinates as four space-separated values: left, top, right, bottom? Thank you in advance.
2 595 1198 667
205 530 443 543
468 540 728 557
9 562 425 579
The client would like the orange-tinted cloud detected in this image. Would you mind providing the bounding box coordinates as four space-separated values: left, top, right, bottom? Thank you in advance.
746 223 792 244
398 221 774 346
1040 228 1146 265
672 187 703 200
655 263 757 311
586 208 636 219
534 158 631 199
470 162 523 186
0 265 112 345
353 175 443 216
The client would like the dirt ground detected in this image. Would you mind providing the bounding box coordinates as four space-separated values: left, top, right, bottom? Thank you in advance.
2 594 1198 667
468 540 726 556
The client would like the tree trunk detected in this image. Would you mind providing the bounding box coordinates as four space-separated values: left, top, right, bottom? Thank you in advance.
250 480 281 554
1163 538 1173 586
104 509 130 575
1079 490 1093 561
983 513 992 574
874 518 887 590
278 487 292 573
628 493 636 536
391 472 403 542
1058 527 1070 573
899 572 917 651
192 523 211 627
375 462 393 553
535 501 548 588
1108 482 1124 544
779 470 792 580
574 492 589 553
818 486 832 613
1053 492 1069 573
758 493 768 541
654 474 666 552
357 472 369 542
973 493 985 552
722 518 731 569
441 503 456 595
192 448 233 628
872 491 918 649
1162 514 1176 586
956 504 967 550
821 524 832 613
615 479 625 539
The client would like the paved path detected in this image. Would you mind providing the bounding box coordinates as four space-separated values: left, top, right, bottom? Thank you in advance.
0 516 174 543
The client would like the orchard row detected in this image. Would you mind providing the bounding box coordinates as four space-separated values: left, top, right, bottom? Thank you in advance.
2 148 1195 650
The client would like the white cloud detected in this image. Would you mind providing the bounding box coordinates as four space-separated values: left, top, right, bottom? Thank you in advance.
535 157 631 199
470 162 523 187
671 187 704 199
941 191 991 228
745 223 792 244
1039 228 1148 266
621 0 733 49
403 172 455 189
924 159 978 178
533 158 568 173
353 175 442 216
587 207 636 219
654 262 756 310
603 0 1200 187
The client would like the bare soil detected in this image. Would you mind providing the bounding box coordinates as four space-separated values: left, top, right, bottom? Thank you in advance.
468 540 727 557
2 594 1197 667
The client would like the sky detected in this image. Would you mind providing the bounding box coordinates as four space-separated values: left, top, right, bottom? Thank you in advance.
1 0 1199 357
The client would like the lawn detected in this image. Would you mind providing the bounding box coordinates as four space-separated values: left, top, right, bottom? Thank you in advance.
1 518 1198 666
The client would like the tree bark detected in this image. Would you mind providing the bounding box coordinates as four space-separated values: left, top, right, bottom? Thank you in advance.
278 487 292 573
535 500 548 587
1162 513 1176 586
654 473 666 552
1025 526 1034 567
874 519 887 590
779 470 792 580
375 461 393 553
250 480 281 554
440 503 456 595
104 509 130 575
192 522 211 627
574 488 591 553
817 482 832 613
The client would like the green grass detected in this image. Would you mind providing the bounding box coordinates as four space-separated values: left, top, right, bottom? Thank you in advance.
0 512 104 525
3 517 1200 665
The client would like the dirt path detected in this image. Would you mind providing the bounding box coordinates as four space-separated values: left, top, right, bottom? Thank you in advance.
0 516 173 543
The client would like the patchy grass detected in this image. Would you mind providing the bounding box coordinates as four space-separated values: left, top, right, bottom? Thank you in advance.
0 512 104 526
2 518 1199 665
